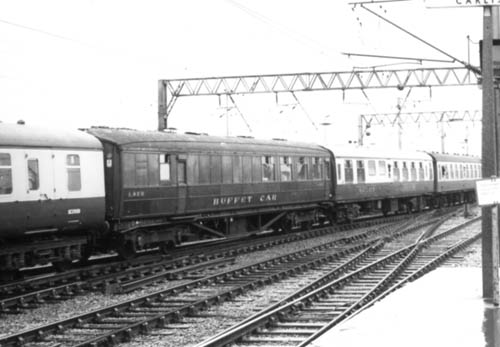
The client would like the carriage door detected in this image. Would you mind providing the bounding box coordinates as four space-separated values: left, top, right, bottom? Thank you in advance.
24 150 56 231
176 155 187 213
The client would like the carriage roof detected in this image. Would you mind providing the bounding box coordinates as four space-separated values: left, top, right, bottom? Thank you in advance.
0 123 102 150
86 127 328 155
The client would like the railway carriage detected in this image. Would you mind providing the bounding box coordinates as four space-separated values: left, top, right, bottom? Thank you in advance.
0 122 483 275
428 152 481 206
0 123 105 272
86 127 333 256
331 147 435 219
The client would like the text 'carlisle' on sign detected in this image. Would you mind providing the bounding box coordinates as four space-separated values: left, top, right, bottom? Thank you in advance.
426 0 500 7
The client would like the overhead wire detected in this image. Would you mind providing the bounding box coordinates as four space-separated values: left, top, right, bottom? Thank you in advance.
358 4 480 74
0 18 87 45
224 0 341 60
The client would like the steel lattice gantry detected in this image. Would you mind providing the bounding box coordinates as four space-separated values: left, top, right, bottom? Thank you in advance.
358 110 481 151
360 109 481 127
158 67 479 130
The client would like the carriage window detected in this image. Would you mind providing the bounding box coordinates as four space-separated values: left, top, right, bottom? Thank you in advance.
134 154 149 186
242 156 252 183
337 163 341 181
387 163 392 179
280 156 292 181
123 153 135 187
177 159 186 184
402 162 409 182
449 164 455 179
464 164 469 178
199 155 210 184
357 160 365 183
262 156 275 182
429 164 434 180
312 157 322 180
393 162 400 182
297 157 309 181
410 162 417 181
124 153 159 187
378 160 386 176
325 158 331 180
187 155 199 184
345 160 354 183
0 153 12 194
418 162 425 181
252 156 262 183
160 154 171 183
368 160 376 176
222 156 233 183
27 159 39 190
148 155 159 186
233 156 242 183
441 165 447 179
211 156 222 184
66 154 81 191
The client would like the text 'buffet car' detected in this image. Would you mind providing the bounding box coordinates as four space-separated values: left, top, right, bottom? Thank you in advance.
0 123 481 277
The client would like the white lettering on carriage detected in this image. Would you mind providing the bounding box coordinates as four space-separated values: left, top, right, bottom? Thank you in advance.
127 190 145 198
259 194 277 202
213 195 261 206
213 194 279 206
68 209 81 215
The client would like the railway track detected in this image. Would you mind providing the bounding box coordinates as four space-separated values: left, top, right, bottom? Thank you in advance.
0 213 420 314
0 215 436 346
194 216 480 347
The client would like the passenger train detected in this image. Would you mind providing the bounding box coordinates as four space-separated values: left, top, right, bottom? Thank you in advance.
0 123 481 276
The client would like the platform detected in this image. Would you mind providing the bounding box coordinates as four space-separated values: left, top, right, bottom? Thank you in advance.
310 267 500 347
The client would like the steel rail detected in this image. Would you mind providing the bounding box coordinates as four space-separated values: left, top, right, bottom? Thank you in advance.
0 213 418 314
299 218 480 346
195 216 476 347
0 224 389 346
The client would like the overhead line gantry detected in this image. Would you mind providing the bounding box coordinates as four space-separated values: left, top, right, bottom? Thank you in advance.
158 66 479 130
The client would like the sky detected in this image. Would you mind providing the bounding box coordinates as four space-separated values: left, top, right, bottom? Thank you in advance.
0 0 485 154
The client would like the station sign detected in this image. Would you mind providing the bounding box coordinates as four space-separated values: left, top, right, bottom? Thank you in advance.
426 0 500 7
476 178 500 206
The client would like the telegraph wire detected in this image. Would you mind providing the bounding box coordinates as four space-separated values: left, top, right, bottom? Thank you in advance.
0 18 86 45
224 0 340 60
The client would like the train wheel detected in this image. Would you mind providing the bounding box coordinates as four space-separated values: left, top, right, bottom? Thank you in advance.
277 218 292 233
77 244 93 266
117 240 137 260
53 259 72 272
159 241 176 255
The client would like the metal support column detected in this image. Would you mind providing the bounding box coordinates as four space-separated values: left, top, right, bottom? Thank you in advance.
158 80 167 131
482 6 500 303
